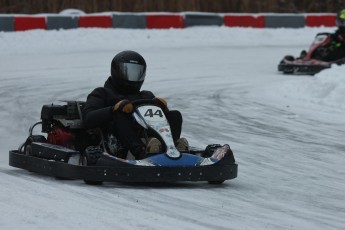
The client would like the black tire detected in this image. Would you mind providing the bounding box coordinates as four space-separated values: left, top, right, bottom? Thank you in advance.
24 144 33 156
23 135 46 156
82 150 104 185
208 180 225 185
84 180 103 185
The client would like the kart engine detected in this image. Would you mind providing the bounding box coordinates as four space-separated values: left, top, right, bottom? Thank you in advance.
47 126 75 148
41 101 85 148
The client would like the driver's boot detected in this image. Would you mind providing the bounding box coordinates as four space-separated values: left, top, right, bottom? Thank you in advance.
146 138 161 153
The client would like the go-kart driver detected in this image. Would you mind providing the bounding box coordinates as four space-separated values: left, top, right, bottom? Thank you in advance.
82 50 188 160
307 9 345 62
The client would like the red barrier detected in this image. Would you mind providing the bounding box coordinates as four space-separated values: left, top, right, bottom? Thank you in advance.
78 15 112 28
10 13 339 32
14 16 46 31
224 15 265 28
305 15 336 27
146 15 184 29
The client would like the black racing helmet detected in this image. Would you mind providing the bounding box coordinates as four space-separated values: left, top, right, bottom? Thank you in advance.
111 50 146 94
336 9 345 28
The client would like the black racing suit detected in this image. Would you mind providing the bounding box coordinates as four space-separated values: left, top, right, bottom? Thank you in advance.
82 77 182 159
311 27 345 62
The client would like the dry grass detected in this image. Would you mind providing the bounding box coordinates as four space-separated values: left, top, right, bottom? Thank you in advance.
0 0 344 14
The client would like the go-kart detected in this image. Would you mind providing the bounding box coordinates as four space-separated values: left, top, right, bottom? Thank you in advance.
278 32 345 75
9 100 238 185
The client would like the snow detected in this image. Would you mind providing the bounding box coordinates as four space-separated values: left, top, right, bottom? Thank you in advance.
0 26 345 230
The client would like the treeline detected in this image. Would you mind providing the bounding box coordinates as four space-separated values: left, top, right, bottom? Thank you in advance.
0 0 344 14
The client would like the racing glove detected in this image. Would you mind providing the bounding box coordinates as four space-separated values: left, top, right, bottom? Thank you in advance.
153 97 167 107
113 100 133 113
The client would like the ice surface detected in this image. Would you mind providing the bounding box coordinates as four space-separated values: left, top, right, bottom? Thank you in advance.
0 27 344 230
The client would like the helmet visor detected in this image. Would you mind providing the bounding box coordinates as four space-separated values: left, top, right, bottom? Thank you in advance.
117 63 146 82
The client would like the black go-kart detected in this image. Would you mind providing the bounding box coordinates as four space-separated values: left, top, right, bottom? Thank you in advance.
9 100 238 185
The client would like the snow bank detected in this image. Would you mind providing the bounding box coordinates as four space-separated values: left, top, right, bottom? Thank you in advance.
276 65 345 111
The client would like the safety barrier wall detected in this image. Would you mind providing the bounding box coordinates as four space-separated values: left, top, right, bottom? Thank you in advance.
0 13 337 32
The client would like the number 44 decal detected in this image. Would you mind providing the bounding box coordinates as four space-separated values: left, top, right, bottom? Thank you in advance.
144 109 163 118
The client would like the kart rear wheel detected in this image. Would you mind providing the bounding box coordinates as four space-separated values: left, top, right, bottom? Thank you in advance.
84 180 103 185
208 180 225 184
81 154 103 185
24 135 47 156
